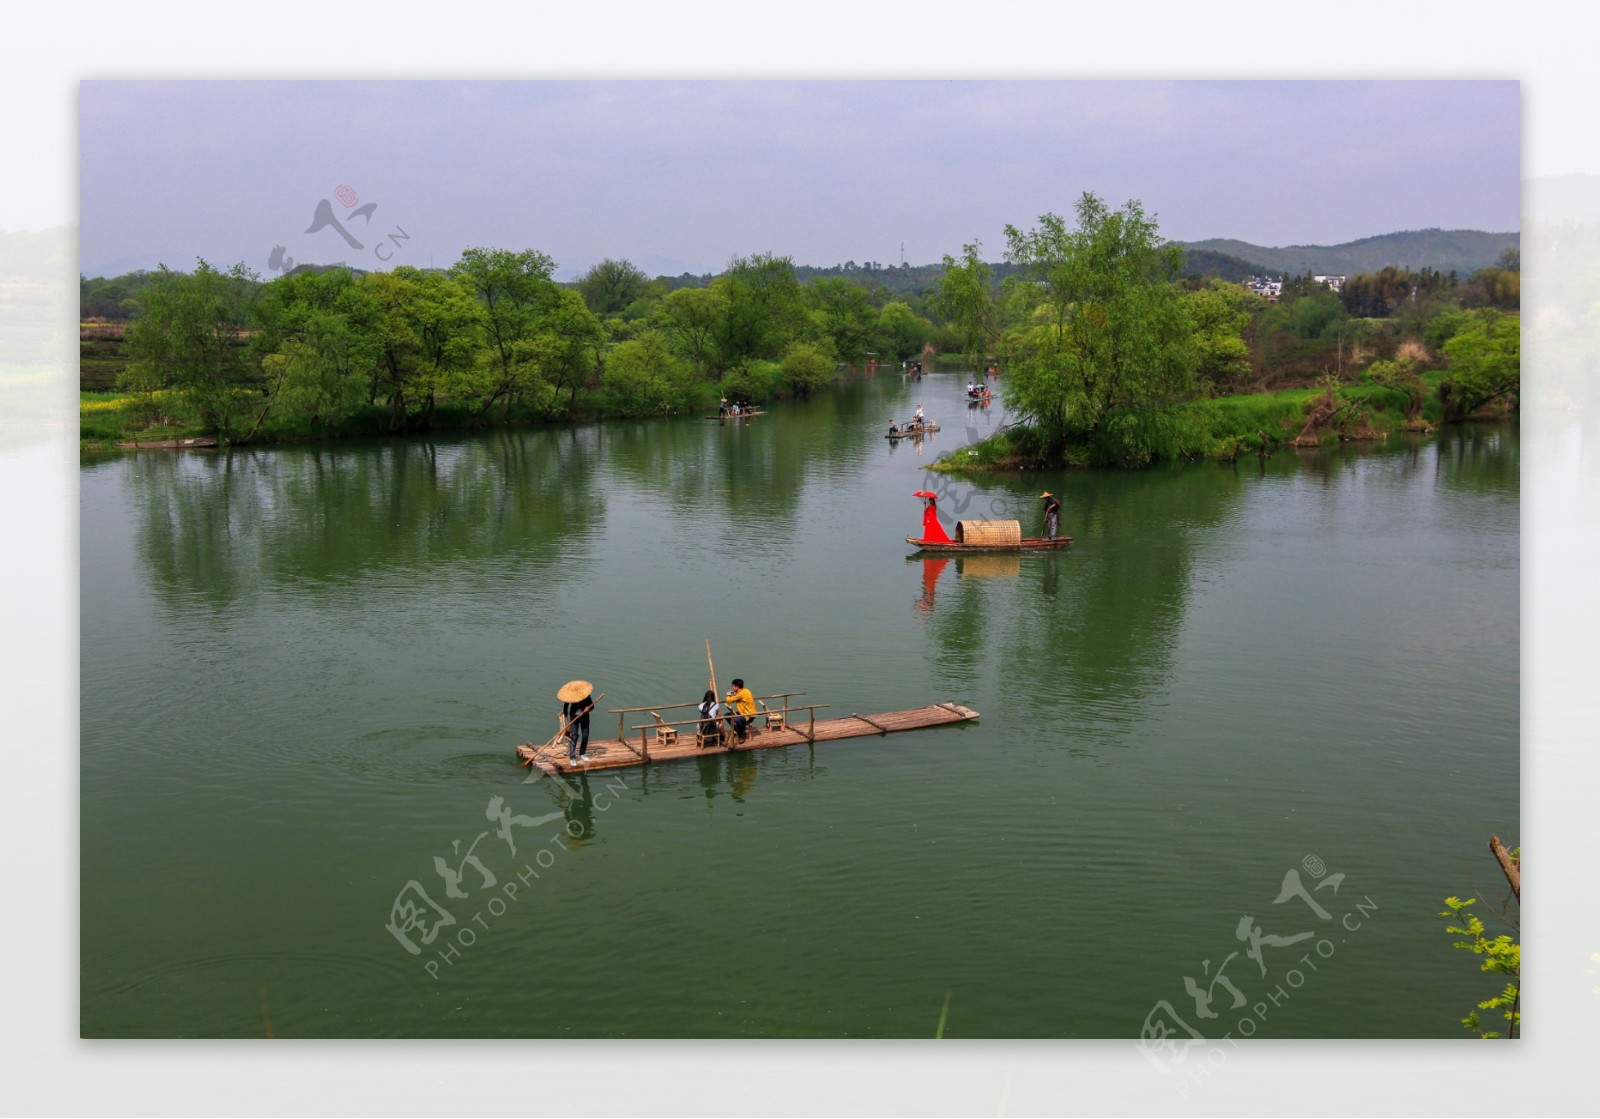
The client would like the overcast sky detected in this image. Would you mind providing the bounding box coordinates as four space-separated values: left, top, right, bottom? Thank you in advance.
78 80 1520 281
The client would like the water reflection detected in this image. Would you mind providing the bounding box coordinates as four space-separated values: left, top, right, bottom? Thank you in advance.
561 773 598 849
911 553 1022 612
1435 423 1518 497
695 750 759 811
913 557 950 612
600 391 878 524
131 430 603 613
913 463 1249 741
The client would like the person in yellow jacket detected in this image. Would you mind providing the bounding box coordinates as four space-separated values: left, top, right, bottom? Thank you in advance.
725 678 757 742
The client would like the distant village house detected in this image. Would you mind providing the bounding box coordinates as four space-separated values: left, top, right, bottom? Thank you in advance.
1246 276 1283 301
1243 274 1346 301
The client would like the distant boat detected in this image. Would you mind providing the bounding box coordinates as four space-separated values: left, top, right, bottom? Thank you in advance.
707 409 767 420
887 421 940 438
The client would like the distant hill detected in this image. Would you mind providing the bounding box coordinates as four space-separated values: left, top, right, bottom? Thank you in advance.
1177 248 1262 283
1178 229 1518 278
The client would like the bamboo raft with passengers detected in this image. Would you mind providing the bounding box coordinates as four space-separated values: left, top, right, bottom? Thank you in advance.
517 691 980 777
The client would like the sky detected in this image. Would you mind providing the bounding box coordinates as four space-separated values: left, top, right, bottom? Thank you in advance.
77 80 1522 281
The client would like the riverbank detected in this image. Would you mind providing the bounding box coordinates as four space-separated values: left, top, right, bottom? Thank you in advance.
935 374 1472 473
78 341 840 453
80 382 772 454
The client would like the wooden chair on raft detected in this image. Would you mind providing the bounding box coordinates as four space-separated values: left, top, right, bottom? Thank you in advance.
649 711 678 748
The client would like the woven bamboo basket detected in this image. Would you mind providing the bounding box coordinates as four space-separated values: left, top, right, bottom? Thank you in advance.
954 519 1022 545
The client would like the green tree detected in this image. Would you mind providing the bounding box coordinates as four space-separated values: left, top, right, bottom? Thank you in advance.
577 258 651 316
712 252 807 369
1262 289 1347 342
597 329 697 416
779 341 836 397
998 195 1198 461
450 247 601 421
1186 281 1260 392
1461 266 1520 311
532 287 608 416
244 266 387 440
804 277 879 367
876 300 930 360
360 267 478 431
261 306 372 431
122 259 262 438
1424 307 1474 353
1440 309 1519 420
1440 838 1519 1040
934 242 999 369
655 285 727 377
1366 356 1426 420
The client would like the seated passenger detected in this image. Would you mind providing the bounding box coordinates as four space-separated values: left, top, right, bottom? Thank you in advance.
725 678 757 742
697 690 722 745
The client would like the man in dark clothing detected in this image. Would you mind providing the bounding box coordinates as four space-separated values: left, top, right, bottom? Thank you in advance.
1041 491 1062 540
557 680 595 762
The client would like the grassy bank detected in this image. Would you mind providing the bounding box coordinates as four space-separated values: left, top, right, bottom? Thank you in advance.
80 391 209 449
79 390 621 452
939 373 1453 473
79 370 788 453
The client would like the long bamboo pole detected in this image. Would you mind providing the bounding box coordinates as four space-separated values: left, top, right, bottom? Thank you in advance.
705 638 722 744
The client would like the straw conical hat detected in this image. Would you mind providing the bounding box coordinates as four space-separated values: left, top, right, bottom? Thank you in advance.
557 680 593 702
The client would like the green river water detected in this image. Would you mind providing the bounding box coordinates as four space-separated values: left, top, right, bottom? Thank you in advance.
79 372 1518 1038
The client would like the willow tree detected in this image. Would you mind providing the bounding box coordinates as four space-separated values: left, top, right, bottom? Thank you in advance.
1000 195 1198 463
1440 309 1520 420
450 247 602 421
935 241 998 370
122 260 262 438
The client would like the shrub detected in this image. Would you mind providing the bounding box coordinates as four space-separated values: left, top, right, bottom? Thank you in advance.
596 330 698 417
717 359 786 406
779 341 836 398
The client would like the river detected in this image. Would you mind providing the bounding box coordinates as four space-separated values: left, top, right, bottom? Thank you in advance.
79 372 1519 1038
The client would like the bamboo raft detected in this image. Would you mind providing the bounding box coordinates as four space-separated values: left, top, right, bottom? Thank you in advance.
516 694 980 776
707 410 768 419
887 421 940 438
